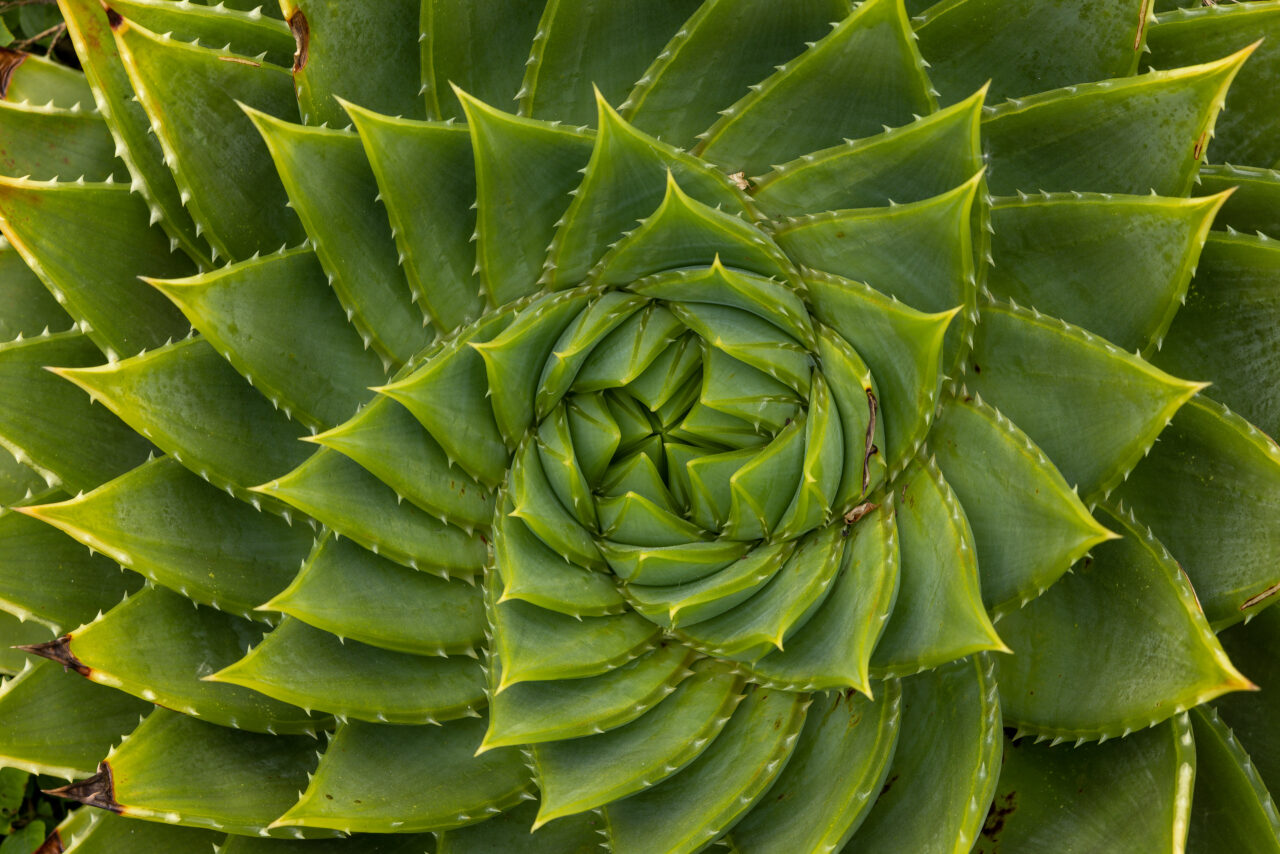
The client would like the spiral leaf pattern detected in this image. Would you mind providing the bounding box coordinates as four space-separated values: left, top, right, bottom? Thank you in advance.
0 0 1276 852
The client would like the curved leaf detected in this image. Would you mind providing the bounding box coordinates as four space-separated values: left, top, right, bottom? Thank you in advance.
964 302 1204 500
844 654 1001 854
931 393 1115 614
696 0 934 175
982 46 1250 197
996 505 1252 741
274 718 530 833
973 715 1196 853
19 456 311 617
1113 396 1280 628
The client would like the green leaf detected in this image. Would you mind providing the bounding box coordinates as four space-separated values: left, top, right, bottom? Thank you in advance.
776 174 979 370
599 536 752 587
255 449 488 577
598 491 708 546
311 397 495 532
845 655 1001 854
696 0 934 176
0 820 45 853
1187 706 1280 854
601 684 807 854
0 331 153 494
0 612 54 675
106 0 295 68
671 302 810 395
113 16 304 261
544 92 749 289
675 524 846 661
211 616 486 725
730 682 901 853
0 449 48 510
77 709 327 838
16 5 61 41
0 767 28 834
481 642 694 750
964 302 1204 500
420 0 544 121
1154 234 1280 440
278 0 424 126
490 575 658 692
343 104 483 330
49 809 224 854
61 810 224 854
494 495 626 618
19 456 310 617
1216 606 1280 798
981 46 1250 196
776 173 981 316
1113 396 1280 628
517 0 701 126
3 52 93 109
0 508 140 633
506 437 603 571
719 418 805 541
995 505 1253 741
570 302 683 395
987 191 1225 353
871 459 1006 675
0 101 126 182
931 393 1116 615
697 347 801 436
0 238 68 343
64 586 322 733
752 86 984 215
916 0 1147 103
814 324 886 508
624 538 794 631
54 337 309 500
589 173 796 287
545 295 660 419
436 801 602 854
148 248 386 430
622 0 851 148
203 0 284 15
1199 163 1280 238
532 661 744 826
246 110 428 367
457 92 594 305
975 716 1196 853
58 0 211 263
274 718 530 833
806 271 955 476
264 531 486 656
377 308 515 488
475 289 597 446
629 261 815 347
1147 2 1280 166
536 402 605 527
0 658 148 779
0 180 193 359
743 502 897 693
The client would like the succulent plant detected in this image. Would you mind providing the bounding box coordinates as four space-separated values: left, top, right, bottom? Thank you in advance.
0 0 1278 851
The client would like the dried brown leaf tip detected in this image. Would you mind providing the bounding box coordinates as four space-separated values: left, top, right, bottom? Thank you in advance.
289 9 310 73
14 636 90 678
0 47 26 100
44 763 122 814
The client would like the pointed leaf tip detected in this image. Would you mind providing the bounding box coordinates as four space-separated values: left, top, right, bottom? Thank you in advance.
44 762 120 812
13 635 89 677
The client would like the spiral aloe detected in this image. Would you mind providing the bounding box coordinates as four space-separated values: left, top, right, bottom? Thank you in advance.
0 0 1278 852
